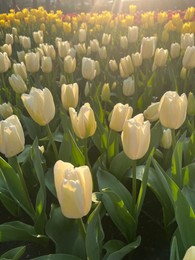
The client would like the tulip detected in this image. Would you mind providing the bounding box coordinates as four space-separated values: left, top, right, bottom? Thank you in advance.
102 33 111 46
75 43 86 55
25 52 40 73
21 87 55 126
181 33 194 51
54 160 92 219
13 62 27 80
187 92 195 116
128 26 139 43
152 48 168 70
55 37 62 48
84 81 92 97
41 43 56 60
170 43 180 59
143 102 160 122
17 51 25 63
158 91 187 129
119 55 134 78
160 129 172 149
183 246 195 260
110 103 133 132
99 46 107 60
95 60 100 76
90 39 99 52
0 52 11 73
0 102 13 119
109 59 118 72
33 30 43 44
82 57 96 81
79 28 87 43
61 83 79 110
5 33 13 45
131 52 142 67
41 56 52 73
0 115 25 158
58 41 70 58
121 114 150 160
19 36 31 50
12 28 17 36
101 83 110 102
87 46 91 56
120 36 128 49
140 36 156 59
64 55 76 74
69 103 97 139
9 74 27 94
1 44 12 56
182 46 195 70
68 48 76 59
123 77 135 96
180 67 187 80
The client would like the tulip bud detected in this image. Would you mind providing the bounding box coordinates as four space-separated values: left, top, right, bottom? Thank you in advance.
99 46 107 60
143 102 160 122
82 57 96 81
61 83 79 110
90 39 99 52
128 26 139 43
121 114 150 160
101 83 110 102
0 115 25 158
170 42 180 59
87 46 91 56
109 103 133 132
182 46 195 70
68 48 76 59
41 56 52 73
0 102 13 119
131 52 142 67
54 160 93 219
123 76 135 96
17 51 25 63
160 128 172 149
25 52 40 73
33 30 43 44
181 33 194 51
21 87 55 126
9 74 27 94
58 41 70 58
187 92 195 116
109 59 118 72
55 37 62 48
75 43 86 55
69 103 97 139
102 33 111 46
183 246 195 260
119 55 134 78
1 44 12 56
152 48 168 71
41 44 56 60
140 36 156 59
0 52 11 73
95 60 100 76
19 36 31 50
79 28 87 43
180 67 187 79
12 27 17 36
158 91 187 129
5 33 14 45
13 62 27 80
120 36 128 49
64 55 76 74
84 81 92 97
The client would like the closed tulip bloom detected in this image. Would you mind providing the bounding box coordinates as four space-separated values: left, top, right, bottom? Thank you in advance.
25 52 40 73
33 31 43 44
5 33 14 45
9 74 27 94
79 28 87 43
17 51 25 63
187 92 195 116
40 44 56 60
152 48 168 70
119 55 134 78
84 81 92 97
158 91 187 129
180 67 187 79
170 43 180 59
13 62 27 80
0 52 11 73
61 83 79 110
75 43 86 55
109 59 118 72
87 46 91 56
54 160 92 219
143 102 160 122
0 102 13 119
68 48 76 59
19 36 31 50
181 33 194 51
82 57 96 81
102 33 111 46
41 56 52 73
99 46 107 60
121 114 150 160
183 246 195 260
160 128 172 149
1 44 12 56
21 87 55 126
110 103 133 132
120 36 128 49
69 103 97 139
140 36 156 59
123 77 135 96
101 83 110 102
0 115 25 158
95 60 100 76
58 41 70 58
182 46 195 69
132 52 142 67
64 55 76 74
128 26 139 43
12 27 17 36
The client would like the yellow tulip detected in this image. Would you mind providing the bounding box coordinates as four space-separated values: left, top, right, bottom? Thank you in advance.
61 83 79 110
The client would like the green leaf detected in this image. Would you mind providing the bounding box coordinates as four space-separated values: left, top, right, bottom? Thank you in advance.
86 202 104 260
0 246 26 260
0 157 35 220
21 115 43 140
107 130 119 164
184 132 195 165
182 163 195 189
170 237 180 260
46 207 86 259
182 186 195 213
33 254 82 260
45 168 56 197
68 130 85 166
0 188 19 216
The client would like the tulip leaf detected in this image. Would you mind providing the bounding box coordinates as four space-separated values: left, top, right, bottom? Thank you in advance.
68 130 85 166
0 188 19 217
86 202 104 260
183 132 195 166
182 163 195 189
21 115 43 140
107 130 120 164
33 254 82 260
170 236 180 260
0 157 35 220
0 246 26 260
104 236 141 260
46 207 86 259
45 168 56 197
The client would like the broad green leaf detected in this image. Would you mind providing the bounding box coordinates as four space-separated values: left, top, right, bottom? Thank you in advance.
182 186 195 213
0 188 19 216
103 240 125 259
107 130 120 164
184 132 195 166
45 168 56 197
68 130 85 166
170 237 180 260
0 157 35 220
21 115 43 140
86 202 104 260
0 246 26 260
182 163 195 189
33 254 82 260
46 207 86 259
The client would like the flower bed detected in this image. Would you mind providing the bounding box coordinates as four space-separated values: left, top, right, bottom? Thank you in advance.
0 5 195 260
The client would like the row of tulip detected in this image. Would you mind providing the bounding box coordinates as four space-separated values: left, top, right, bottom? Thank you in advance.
0 5 195 260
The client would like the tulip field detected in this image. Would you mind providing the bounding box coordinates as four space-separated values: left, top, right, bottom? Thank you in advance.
1 4 195 259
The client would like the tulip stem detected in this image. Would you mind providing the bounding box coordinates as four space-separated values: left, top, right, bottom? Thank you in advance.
84 139 90 167
46 124 58 161
132 160 137 206
171 129 176 151
78 218 86 237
